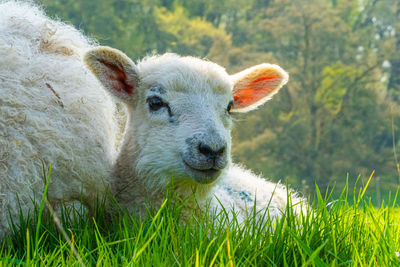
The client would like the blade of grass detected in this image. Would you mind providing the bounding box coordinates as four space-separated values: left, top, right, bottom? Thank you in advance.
35 164 52 254
357 170 375 204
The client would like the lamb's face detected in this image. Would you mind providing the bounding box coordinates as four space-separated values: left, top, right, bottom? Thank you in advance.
84 47 288 185
133 56 234 183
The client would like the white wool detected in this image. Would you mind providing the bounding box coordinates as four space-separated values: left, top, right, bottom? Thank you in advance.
0 1 118 237
208 165 305 222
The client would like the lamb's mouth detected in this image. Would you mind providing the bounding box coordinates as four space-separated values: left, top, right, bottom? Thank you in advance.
182 159 221 184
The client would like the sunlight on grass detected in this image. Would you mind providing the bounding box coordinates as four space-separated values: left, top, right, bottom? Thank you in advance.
1 178 399 266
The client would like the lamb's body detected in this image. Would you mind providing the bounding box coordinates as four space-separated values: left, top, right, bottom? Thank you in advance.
0 1 117 237
208 166 298 221
116 162 300 222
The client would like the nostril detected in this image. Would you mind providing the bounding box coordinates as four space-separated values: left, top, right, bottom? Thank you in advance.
199 143 214 157
216 146 225 155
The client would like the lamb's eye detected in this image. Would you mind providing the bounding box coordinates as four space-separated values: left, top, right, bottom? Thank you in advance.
147 96 165 111
227 101 233 114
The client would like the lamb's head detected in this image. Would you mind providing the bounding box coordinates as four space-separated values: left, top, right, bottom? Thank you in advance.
84 47 288 186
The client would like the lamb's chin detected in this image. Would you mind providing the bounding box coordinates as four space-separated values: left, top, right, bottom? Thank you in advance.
180 162 221 184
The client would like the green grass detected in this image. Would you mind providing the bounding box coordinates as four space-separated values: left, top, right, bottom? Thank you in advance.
1 178 400 266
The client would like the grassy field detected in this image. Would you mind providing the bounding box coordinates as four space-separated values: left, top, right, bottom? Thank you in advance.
1 178 400 266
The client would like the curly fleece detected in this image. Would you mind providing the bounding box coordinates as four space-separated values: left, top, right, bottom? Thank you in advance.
0 1 118 237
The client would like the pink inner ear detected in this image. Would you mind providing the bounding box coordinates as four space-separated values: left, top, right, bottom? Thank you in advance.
101 60 133 95
233 74 280 108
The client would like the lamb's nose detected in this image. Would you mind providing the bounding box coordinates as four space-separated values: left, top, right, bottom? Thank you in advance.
198 142 225 160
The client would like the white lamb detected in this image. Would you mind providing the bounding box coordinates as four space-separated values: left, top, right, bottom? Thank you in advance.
84 47 305 222
0 1 118 237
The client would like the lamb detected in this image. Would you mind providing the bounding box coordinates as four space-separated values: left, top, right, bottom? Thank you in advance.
0 1 118 237
84 47 306 223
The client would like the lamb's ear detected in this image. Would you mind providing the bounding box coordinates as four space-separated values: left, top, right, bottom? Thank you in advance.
230 64 288 113
84 46 139 102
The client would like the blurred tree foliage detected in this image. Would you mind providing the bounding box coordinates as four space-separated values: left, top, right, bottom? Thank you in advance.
39 0 400 195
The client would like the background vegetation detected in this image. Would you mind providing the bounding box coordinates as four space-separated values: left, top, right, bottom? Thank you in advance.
39 0 400 204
